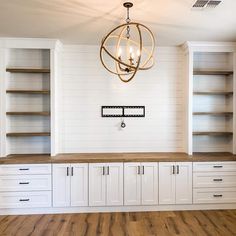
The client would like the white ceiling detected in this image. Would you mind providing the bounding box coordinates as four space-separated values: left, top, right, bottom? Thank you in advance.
0 0 235 46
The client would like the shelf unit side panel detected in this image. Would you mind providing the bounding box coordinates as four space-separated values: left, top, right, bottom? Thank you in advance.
233 52 236 154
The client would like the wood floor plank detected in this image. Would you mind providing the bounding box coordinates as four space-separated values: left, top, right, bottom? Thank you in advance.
0 210 236 236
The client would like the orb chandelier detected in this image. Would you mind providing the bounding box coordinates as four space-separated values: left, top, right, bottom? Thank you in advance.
100 2 155 83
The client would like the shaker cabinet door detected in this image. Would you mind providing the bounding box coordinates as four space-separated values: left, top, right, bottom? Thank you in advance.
52 164 70 207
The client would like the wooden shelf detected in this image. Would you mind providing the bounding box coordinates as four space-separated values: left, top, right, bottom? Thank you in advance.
193 70 233 76
193 132 233 136
193 112 233 116
6 68 50 73
6 90 50 94
6 132 51 137
6 112 50 116
193 91 233 95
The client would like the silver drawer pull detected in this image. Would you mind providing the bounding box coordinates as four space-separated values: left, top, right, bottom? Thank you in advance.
213 194 223 198
19 199 30 202
213 166 223 168
19 182 30 185
172 165 175 175
19 168 29 171
137 166 141 175
213 179 223 182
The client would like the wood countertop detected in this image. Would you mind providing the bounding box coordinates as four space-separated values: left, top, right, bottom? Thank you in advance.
0 154 52 164
0 152 235 164
52 152 236 163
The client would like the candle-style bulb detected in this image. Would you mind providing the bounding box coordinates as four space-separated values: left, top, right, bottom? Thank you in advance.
129 47 133 54
131 52 135 59
137 49 140 57
118 47 122 57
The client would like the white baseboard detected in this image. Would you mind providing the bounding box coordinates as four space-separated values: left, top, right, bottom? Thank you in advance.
0 203 236 216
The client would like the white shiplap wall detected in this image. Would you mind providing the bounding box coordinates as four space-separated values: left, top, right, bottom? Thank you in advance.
59 46 185 153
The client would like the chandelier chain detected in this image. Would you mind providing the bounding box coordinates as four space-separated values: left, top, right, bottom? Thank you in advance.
125 6 131 39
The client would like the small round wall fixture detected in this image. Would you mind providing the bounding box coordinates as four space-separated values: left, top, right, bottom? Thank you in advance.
100 2 155 83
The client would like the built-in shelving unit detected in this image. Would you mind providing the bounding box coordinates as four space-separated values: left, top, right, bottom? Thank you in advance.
184 42 236 154
5 48 51 156
0 38 61 157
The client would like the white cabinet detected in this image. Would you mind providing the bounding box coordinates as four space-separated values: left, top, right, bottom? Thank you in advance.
124 163 141 205
106 163 124 206
124 162 158 205
0 164 51 175
89 163 123 206
141 162 159 205
159 162 176 205
89 163 106 206
0 164 52 209
52 163 88 207
193 162 236 204
159 162 192 205
0 191 52 208
71 164 89 207
52 164 70 207
175 162 193 204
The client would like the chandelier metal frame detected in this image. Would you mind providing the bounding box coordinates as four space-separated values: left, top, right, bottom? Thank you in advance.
100 2 155 83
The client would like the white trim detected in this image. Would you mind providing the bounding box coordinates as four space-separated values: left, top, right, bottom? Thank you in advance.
187 50 193 155
233 52 236 154
0 38 62 50
0 203 235 216
0 48 7 157
183 41 236 53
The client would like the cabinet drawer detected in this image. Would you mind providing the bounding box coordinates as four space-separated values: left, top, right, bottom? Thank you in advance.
0 175 51 192
0 191 52 208
193 162 236 172
0 164 51 175
193 172 236 188
193 188 236 204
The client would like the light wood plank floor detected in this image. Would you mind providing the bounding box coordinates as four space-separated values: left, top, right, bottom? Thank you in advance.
0 210 235 236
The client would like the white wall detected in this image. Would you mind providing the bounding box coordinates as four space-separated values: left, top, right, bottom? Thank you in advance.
59 45 185 153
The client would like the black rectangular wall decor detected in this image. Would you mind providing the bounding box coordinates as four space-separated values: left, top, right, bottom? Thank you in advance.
101 106 145 117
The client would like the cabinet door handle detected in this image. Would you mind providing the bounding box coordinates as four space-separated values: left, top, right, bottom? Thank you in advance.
172 165 175 175
71 167 74 176
142 166 145 175
137 166 141 175
213 178 223 182
102 166 105 175
67 167 69 176
107 166 109 175
19 168 29 171
213 165 223 168
19 182 29 185
19 199 30 202
176 165 179 175
213 194 223 198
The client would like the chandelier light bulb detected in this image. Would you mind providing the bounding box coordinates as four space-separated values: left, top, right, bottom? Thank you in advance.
137 49 140 57
129 47 133 54
118 47 122 57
